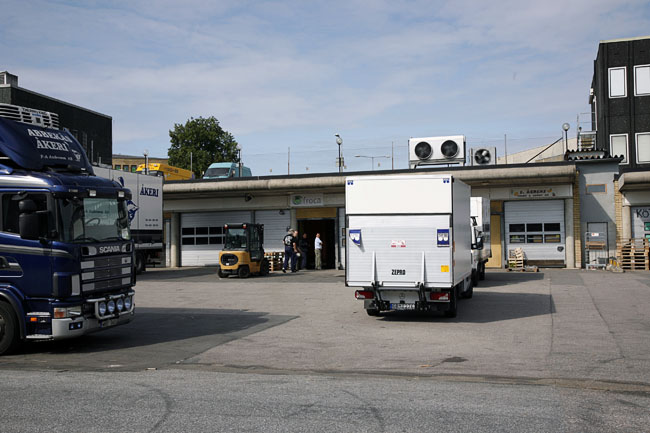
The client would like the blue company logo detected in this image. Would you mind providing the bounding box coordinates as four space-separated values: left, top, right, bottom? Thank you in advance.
443 178 450 183
117 176 138 223
347 180 354 185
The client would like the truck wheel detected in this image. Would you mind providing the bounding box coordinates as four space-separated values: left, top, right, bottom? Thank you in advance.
217 268 228 279
238 266 250 279
444 288 458 318
259 259 269 276
471 269 479 287
479 263 486 281
0 302 19 355
135 253 146 274
464 279 474 299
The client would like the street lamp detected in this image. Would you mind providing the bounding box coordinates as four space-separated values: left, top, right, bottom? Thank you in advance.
562 123 570 154
355 154 390 171
236 144 242 177
143 149 149 175
335 134 343 173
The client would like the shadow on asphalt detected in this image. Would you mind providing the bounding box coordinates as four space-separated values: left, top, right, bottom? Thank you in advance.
376 291 554 324
479 271 546 287
1 308 296 371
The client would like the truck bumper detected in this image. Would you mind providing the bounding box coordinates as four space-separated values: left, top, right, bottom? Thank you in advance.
51 310 135 340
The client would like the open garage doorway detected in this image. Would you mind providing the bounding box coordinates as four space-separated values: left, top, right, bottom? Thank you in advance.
297 219 336 269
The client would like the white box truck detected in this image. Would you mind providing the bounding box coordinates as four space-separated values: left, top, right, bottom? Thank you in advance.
470 197 491 284
346 174 473 317
94 167 163 273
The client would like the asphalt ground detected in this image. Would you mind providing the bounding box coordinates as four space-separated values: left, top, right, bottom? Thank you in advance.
1 267 649 431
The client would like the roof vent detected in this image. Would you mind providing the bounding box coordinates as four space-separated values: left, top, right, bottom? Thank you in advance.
0 71 18 87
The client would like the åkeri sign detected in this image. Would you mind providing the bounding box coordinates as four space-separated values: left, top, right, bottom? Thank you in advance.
290 194 324 207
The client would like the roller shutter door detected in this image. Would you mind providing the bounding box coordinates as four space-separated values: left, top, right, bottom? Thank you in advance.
505 200 565 265
181 211 251 266
254 210 291 252
631 206 650 239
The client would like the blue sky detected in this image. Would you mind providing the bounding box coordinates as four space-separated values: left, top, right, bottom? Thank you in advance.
2 0 650 175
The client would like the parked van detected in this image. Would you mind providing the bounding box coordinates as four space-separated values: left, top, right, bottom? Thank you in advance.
203 162 252 179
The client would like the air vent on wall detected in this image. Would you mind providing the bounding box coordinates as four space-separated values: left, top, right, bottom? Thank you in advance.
470 147 497 166
409 135 466 168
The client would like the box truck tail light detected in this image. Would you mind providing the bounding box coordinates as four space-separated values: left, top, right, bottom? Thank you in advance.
430 292 450 301
355 290 374 300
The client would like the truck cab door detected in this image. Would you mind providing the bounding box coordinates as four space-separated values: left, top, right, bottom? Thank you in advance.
0 193 53 297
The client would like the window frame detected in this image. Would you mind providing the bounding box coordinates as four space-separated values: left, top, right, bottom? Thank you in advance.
610 133 629 164
634 64 650 96
608 66 627 98
585 184 607 194
635 132 650 164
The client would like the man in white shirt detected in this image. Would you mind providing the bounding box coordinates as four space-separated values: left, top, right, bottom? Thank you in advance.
314 233 323 270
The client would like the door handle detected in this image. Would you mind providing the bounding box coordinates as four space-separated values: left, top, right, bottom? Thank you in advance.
0 257 10 269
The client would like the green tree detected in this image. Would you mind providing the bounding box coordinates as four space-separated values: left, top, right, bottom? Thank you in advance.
167 116 239 178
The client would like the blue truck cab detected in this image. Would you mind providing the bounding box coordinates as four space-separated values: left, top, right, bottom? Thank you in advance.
0 105 135 355
202 162 252 179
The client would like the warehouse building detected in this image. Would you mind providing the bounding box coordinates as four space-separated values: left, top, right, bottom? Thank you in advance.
163 156 621 269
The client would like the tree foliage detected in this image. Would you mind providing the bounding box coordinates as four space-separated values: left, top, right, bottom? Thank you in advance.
167 116 239 178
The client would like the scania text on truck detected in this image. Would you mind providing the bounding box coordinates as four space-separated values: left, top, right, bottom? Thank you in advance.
345 174 473 317
94 166 163 273
0 104 135 355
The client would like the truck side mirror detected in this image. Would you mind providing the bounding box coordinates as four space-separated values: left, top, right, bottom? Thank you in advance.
471 236 484 250
18 199 40 240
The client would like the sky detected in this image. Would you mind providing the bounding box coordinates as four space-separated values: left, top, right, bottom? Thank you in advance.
2 0 650 175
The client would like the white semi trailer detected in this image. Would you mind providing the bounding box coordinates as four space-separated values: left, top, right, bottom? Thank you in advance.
345 174 473 317
94 167 163 273
470 197 491 284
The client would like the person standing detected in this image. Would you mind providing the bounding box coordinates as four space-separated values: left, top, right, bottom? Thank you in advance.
282 229 295 273
299 233 309 270
314 233 323 270
290 229 299 272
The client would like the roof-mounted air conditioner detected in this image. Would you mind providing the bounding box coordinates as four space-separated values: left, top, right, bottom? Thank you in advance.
470 147 497 166
409 135 465 168
0 103 60 129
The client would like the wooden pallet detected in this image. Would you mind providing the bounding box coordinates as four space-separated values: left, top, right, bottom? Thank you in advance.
264 252 285 272
508 248 525 269
617 238 649 271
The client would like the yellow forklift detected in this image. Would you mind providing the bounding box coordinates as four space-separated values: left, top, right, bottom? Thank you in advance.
218 223 269 278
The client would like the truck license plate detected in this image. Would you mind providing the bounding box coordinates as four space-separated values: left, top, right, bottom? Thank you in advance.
391 303 415 311
99 318 118 328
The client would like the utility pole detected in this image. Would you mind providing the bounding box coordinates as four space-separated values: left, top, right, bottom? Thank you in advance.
504 134 508 165
391 141 394 170
190 151 193 175
288 147 290 175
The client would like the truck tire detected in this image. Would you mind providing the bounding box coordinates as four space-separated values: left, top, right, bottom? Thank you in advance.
259 259 269 276
0 302 19 355
135 252 146 274
217 268 228 279
471 269 479 287
464 279 474 299
238 266 250 279
479 262 486 281
444 287 458 318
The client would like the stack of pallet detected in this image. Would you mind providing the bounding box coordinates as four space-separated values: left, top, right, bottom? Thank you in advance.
617 238 649 271
508 248 525 270
264 252 285 272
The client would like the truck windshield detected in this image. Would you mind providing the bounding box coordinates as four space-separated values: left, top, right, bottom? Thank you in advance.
204 167 231 178
224 228 247 249
57 197 130 243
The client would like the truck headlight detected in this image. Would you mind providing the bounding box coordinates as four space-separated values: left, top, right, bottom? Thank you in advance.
116 298 124 312
107 300 116 314
98 302 107 316
124 296 132 310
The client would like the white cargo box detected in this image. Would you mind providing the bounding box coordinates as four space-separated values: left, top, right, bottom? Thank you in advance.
345 174 471 290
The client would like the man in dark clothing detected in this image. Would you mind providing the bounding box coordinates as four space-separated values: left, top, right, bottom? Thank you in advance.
282 229 299 273
299 233 309 270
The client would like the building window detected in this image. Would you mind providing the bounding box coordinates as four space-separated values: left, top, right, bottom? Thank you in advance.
114 165 121 170
123 165 129 171
131 165 137 172
181 225 225 246
610 134 628 163
636 133 650 163
609 67 627 98
586 184 607 194
635 65 650 96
